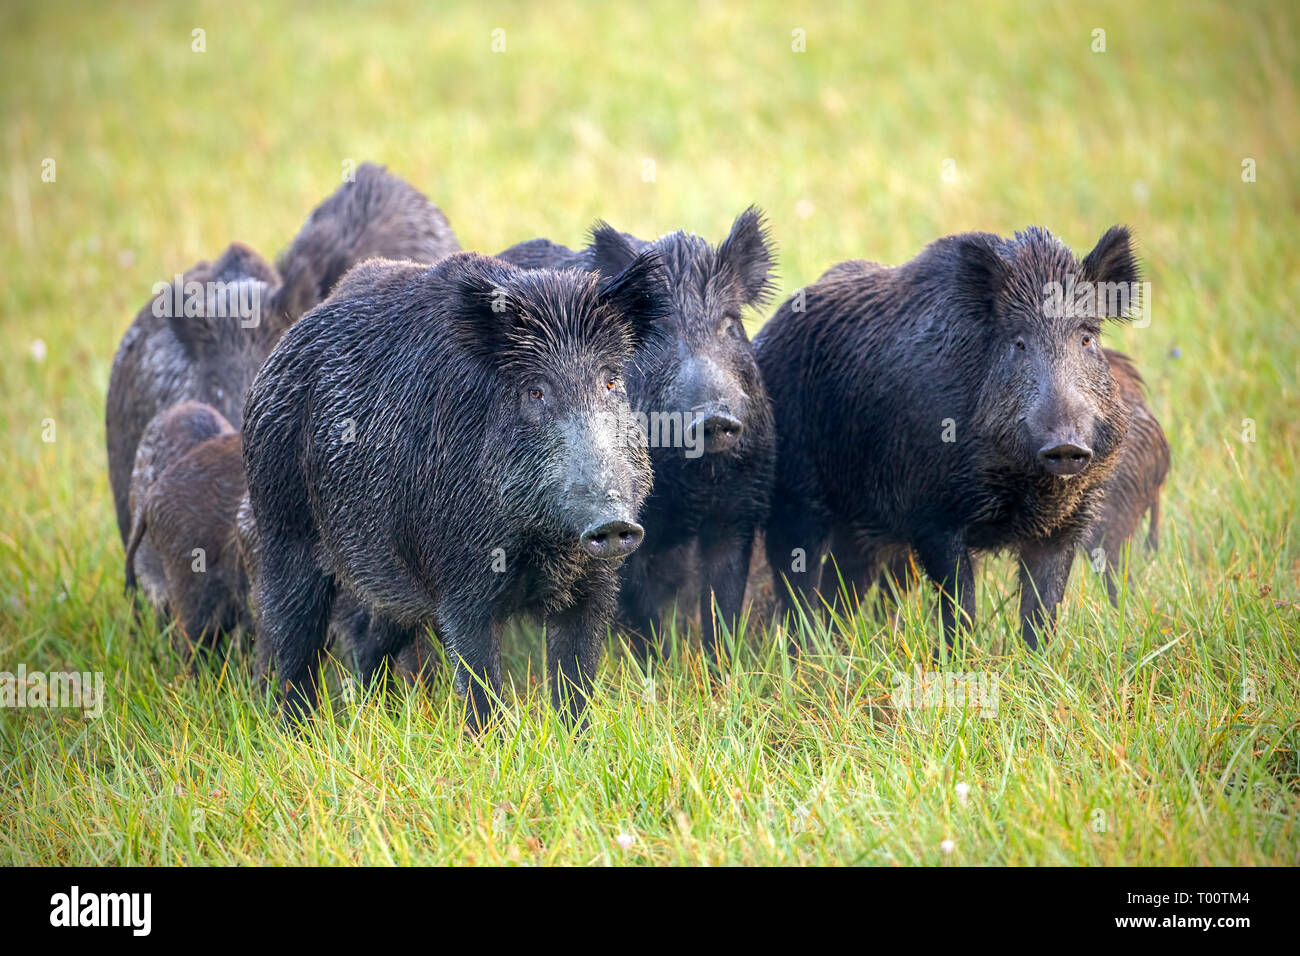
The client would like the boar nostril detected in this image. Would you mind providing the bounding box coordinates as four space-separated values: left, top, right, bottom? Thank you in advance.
698 413 744 453
1037 442 1093 476
704 415 742 436
580 520 644 559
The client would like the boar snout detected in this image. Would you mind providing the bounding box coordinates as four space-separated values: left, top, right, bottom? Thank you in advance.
580 518 645 559
689 405 744 454
1037 439 1093 477
676 353 748 451
1029 370 1099 478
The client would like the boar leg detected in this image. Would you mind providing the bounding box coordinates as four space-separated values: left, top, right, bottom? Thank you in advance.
252 627 274 684
1017 536 1077 650
913 533 976 655
617 552 665 658
259 543 336 722
352 612 418 688
440 608 503 732
764 512 829 650
171 570 228 657
1102 538 1127 607
1084 521 1132 608
699 533 754 660
546 579 616 728
822 536 873 621
871 551 922 605
393 628 440 690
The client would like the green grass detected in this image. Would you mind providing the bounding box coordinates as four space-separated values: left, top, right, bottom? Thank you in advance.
1 0 1297 865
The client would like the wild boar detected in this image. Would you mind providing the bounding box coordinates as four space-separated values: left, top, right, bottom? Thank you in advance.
124 403 249 651
242 251 667 728
756 226 1141 651
499 209 777 658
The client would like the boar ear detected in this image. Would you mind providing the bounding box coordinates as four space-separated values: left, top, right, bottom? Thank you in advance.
587 221 640 278
718 206 777 306
168 312 222 359
1081 226 1140 318
263 284 304 335
166 279 259 358
951 233 1007 319
597 248 670 349
446 255 526 362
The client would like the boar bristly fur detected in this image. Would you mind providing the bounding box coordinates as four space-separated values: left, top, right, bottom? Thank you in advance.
243 251 669 729
757 226 1141 651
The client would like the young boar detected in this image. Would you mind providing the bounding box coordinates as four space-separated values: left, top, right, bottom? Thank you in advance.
107 164 461 602
125 401 236 615
756 226 1141 651
124 402 250 651
242 251 667 729
107 243 279 555
1081 350 1169 602
498 209 777 658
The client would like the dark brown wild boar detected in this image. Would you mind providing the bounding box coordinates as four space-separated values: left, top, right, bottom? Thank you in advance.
756 226 1143 653
124 403 249 653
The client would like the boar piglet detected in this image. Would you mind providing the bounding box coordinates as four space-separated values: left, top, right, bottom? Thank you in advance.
757 226 1142 652
499 208 777 658
242 251 668 729
1082 350 1169 602
124 402 250 652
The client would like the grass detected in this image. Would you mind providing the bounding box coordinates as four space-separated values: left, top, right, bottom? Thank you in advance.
1 0 1297 865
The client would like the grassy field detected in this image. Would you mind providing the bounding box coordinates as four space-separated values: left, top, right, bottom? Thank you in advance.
1 0 1297 865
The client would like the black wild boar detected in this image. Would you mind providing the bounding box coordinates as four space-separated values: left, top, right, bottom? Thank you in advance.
498 209 777 658
107 163 461 602
124 402 250 650
861 365 1170 614
757 226 1140 650
242 251 667 728
1081 350 1169 602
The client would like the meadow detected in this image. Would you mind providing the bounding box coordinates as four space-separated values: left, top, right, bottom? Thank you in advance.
1 0 1296 865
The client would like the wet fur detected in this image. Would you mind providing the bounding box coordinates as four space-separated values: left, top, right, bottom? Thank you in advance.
499 208 777 656
756 226 1140 651
242 251 668 729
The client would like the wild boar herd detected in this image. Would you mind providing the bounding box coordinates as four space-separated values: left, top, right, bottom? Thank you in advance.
106 163 1169 730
